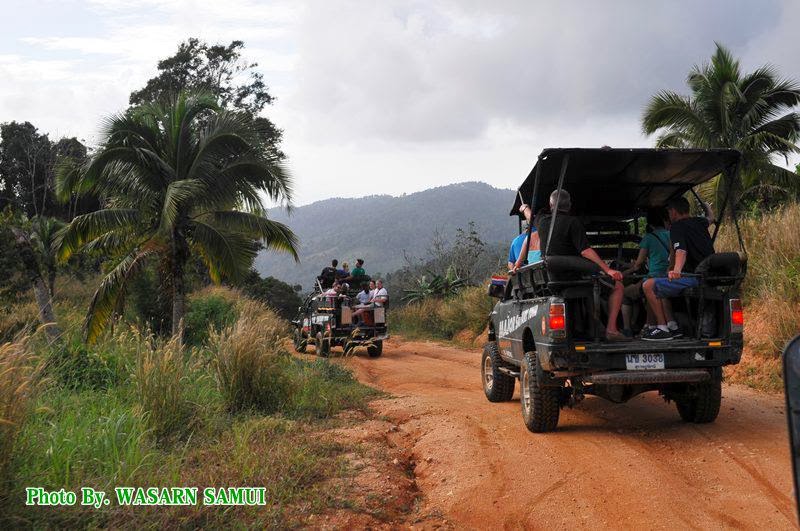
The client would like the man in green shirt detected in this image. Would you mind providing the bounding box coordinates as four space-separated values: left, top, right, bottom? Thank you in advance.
621 207 672 336
351 258 366 278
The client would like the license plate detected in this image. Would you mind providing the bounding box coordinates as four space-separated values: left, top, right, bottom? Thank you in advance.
625 353 665 370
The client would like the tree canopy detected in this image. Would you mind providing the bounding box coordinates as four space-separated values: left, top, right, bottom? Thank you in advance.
57 91 298 343
129 38 284 160
642 43 800 210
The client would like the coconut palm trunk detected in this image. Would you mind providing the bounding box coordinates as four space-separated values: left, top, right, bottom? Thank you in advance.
170 234 187 341
11 226 61 342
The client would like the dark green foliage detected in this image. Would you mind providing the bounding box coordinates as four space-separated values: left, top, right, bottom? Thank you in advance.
48 341 120 391
129 38 284 160
642 43 800 211
184 295 237 347
0 121 93 221
402 265 467 302
0 220 29 305
234 269 302 319
127 266 173 336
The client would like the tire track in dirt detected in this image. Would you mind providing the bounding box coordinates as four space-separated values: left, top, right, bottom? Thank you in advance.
336 337 797 529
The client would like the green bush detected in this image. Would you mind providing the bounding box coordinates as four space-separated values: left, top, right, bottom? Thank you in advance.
184 294 238 346
48 340 120 391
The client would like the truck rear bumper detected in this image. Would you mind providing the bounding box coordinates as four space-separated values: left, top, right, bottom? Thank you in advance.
585 369 710 385
540 338 742 372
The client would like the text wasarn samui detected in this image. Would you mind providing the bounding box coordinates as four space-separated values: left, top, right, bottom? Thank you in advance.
25 487 267 507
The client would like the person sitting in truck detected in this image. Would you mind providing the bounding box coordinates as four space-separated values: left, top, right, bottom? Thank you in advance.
620 206 671 337
641 196 715 341
351 279 388 320
511 204 543 272
356 282 371 305
507 220 531 271
372 279 388 306
536 189 627 342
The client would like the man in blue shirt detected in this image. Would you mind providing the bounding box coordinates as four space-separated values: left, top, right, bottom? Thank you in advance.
507 221 530 271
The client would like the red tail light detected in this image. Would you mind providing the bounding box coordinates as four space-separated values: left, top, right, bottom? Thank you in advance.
730 299 743 330
549 303 566 331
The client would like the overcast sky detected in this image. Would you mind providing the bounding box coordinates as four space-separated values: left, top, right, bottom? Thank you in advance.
2 0 800 205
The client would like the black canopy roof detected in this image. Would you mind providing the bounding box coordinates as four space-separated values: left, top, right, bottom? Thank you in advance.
510 148 741 218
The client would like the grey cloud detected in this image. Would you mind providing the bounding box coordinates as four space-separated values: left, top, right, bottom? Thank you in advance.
294 0 786 143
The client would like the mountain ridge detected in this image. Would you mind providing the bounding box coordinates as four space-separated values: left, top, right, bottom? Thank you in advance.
255 181 518 289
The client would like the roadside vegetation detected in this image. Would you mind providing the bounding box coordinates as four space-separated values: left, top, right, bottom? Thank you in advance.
0 38 380 528
718 204 800 391
0 280 377 528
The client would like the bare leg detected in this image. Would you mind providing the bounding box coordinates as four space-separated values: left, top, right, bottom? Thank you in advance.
606 281 624 334
643 278 667 326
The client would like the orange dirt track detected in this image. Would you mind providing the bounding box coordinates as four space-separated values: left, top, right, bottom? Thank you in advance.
339 337 796 529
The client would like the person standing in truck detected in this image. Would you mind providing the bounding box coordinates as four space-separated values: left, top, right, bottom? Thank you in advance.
641 196 715 341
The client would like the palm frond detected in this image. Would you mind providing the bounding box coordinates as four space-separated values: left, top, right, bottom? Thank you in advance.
188 220 257 282
205 210 299 260
56 209 140 262
85 249 155 343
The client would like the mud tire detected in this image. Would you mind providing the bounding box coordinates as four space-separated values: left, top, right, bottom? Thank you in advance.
482 342 515 402
367 340 383 358
676 368 722 423
520 351 561 432
315 331 330 357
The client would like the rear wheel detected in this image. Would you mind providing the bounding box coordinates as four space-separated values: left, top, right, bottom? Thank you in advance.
293 328 306 353
315 331 330 357
367 340 383 358
676 368 722 423
520 351 561 432
482 343 515 402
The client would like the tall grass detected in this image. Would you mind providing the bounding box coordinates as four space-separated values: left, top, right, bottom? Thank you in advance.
0 338 42 493
717 204 800 390
134 338 198 440
210 300 294 414
392 286 493 342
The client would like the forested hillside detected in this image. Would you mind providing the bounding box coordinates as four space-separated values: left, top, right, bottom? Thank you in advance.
255 182 518 288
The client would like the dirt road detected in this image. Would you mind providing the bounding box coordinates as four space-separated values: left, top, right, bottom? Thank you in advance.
340 337 796 529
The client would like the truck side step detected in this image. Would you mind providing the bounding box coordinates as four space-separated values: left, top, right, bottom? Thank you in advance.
498 366 520 378
585 369 711 385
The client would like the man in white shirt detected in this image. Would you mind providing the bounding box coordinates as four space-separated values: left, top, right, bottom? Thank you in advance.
372 279 388 307
356 282 371 305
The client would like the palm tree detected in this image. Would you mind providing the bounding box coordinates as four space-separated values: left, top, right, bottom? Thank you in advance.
56 91 298 343
642 43 800 211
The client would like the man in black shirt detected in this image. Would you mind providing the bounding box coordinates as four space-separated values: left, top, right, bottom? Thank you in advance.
642 196 715 341
534 189 627 341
